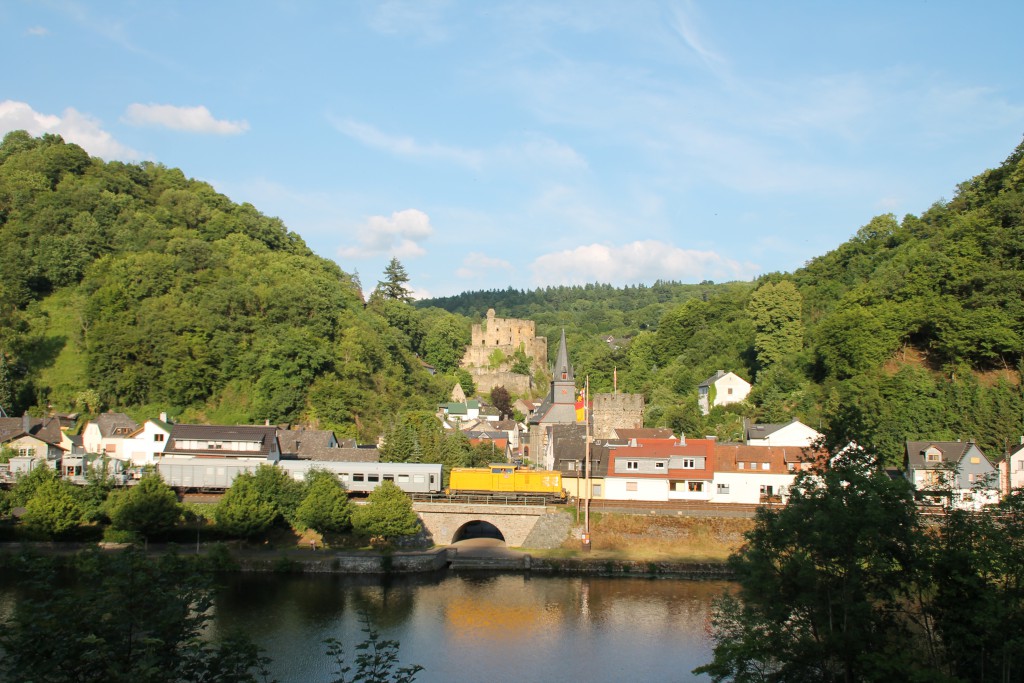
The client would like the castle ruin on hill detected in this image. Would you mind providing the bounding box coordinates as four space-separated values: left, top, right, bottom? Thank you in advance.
460 309 547 396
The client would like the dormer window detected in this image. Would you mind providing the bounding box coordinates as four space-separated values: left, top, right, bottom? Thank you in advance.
925 447 942 463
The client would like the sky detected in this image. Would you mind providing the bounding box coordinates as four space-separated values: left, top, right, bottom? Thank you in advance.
2 1 1024 299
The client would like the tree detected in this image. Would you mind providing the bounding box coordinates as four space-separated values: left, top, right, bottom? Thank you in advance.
374 257 413 302
324 612 423 683
351 481 421 542
490 385 512 419
422 315 469 373
0 548 271 683
747 279 804 370
696 453 930 682
23 477 85 538
295 469 354 534
926 490 1024 681
214 473 279 538
107 472 183 538
250 463 305 525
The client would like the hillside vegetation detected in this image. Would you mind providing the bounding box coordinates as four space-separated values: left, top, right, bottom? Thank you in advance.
423 140 1024 464
3 130 1023 465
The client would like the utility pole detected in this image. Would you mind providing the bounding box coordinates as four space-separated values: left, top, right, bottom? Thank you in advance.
583 375 592 552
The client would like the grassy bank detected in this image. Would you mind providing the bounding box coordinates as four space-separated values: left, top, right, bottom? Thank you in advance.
533 511 753 563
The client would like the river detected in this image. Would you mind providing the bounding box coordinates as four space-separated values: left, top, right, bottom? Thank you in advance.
210 571 730 683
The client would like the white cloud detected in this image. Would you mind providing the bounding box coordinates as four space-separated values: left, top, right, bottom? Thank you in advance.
27 26 49 36
0 100 139 160
530 240 760 287
456 252 514 279
332 118 482 168
338 209 434 259
669 3 727 75
122 103 249 134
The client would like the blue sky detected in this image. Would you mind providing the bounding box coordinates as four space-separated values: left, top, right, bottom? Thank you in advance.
3 1 1023 299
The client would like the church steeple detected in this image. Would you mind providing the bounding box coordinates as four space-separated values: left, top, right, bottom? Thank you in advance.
554 329 573 382
550 329 576 405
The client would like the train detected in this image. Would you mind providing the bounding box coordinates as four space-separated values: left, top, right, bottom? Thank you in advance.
154 457 443 495
446 464 566 501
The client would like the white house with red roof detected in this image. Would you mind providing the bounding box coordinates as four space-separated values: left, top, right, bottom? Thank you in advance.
709 443 812 504
604 437 717 502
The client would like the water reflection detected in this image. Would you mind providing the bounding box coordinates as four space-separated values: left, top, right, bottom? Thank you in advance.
212 572 730 683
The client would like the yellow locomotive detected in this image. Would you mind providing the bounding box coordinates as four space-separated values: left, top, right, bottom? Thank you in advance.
447 464 565 501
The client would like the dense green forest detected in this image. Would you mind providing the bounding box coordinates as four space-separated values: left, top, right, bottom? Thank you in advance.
423 140 1024 464
2 130 1023 465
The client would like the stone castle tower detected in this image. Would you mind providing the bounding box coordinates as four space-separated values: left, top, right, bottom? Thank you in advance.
591 393 645 439
460 309 547 396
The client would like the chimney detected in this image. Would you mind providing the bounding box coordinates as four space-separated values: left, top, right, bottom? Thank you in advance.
159 412 167 423
265 419 270 426
22 412 31 434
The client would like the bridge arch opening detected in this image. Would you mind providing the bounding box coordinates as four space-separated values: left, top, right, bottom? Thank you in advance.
452 520 505 543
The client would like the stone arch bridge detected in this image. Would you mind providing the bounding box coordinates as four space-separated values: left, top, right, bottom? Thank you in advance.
413 501 565 547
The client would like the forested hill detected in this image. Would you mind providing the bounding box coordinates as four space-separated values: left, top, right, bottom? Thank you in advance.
422 139 1024 464
2 129 1022 463
0 131 461 441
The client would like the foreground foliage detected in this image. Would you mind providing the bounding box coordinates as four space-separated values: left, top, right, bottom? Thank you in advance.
696 452 1024 682
0 548 273 683
0 549 424 683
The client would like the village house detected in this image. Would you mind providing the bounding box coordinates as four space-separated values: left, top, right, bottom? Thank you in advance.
161 423 281 463
698 370 751 415
745 419 822 448
709 443 807 504
121 414 173 465
0 414 72 474
81 412 140 459
603 437 717 502
999 438 1024 495
904 440 1000 509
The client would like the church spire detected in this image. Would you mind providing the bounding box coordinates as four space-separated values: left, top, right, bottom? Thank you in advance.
554 328 574 383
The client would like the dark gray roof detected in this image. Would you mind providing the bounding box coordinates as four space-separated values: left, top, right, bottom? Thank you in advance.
698 370 727 388
95 412 139 438
905 440 974 470
164 424 279 458
301 446 379 462
746 421 790 440
0 416 64 447
277 428 337 456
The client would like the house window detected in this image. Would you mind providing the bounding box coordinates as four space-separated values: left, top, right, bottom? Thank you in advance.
593 484 602 496
738 462 745 470
760 485 774 496
787 462 795 472
655 462 665 469
968 473 975 483
688 481 704 492
926 451 942 463
682 458 695 469
727 388 733 395
717 483 730 494
761 462 770 471
626 460 639 470
970 457 980 464
154 433 165 442
18 447 36 458
626 482 638 491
